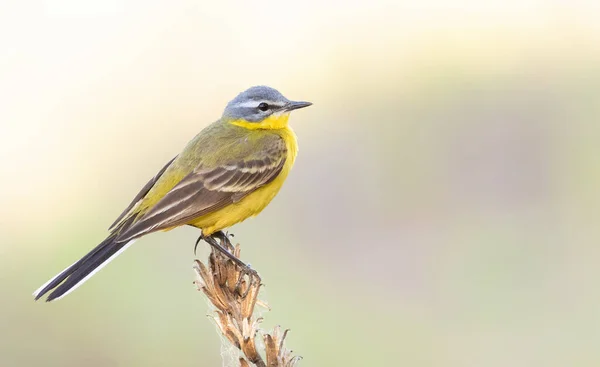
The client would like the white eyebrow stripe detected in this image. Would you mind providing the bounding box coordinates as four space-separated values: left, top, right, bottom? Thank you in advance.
230 100 286 108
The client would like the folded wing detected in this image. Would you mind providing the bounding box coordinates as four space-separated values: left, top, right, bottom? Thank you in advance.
117 135 286 241
108 156 178 231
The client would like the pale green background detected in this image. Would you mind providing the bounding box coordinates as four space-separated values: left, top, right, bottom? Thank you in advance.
1 0 600 366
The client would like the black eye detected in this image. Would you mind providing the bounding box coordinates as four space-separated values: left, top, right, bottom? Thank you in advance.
258 102 269 111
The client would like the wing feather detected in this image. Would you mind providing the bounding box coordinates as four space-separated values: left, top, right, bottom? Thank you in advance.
108 156 177 230
117 136 286 241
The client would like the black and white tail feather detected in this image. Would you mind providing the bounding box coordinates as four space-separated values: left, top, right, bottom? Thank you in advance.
33 157 177 302
33 217 137 302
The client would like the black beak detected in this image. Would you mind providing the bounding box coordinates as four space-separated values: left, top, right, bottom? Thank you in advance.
284 101 313 111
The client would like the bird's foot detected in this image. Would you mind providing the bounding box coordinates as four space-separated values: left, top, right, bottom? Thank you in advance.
211 230 236 253
234 262 260 298
196 230 261 296
194 231 235 254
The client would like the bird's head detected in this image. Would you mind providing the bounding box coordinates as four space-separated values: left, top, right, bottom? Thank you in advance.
222 86 312 129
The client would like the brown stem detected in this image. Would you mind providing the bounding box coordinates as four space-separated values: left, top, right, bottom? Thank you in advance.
193 237 301 367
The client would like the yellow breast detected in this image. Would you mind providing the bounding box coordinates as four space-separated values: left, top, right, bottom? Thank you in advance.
189 125 298 235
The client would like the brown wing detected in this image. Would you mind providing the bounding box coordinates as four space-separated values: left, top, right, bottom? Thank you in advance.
108 155 178 231
116 138 286 242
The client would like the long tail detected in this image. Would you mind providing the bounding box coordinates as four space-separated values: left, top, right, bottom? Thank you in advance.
33 219 137 302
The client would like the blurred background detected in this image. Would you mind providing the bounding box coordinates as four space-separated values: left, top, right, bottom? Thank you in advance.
1 0 600 366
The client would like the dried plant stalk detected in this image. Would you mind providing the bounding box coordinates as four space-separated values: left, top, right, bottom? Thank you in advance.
193 235 301 367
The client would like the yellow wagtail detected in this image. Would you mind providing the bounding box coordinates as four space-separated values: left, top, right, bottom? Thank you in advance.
34 86 311 302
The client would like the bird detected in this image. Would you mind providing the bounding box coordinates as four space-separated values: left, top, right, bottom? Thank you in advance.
33 86 312 302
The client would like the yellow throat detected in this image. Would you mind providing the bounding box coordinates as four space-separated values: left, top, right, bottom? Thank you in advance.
229 112 291 130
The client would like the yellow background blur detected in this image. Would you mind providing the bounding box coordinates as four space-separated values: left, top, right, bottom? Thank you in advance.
2 0 600 366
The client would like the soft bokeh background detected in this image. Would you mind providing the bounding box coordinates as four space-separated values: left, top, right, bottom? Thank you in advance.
2 0 600 366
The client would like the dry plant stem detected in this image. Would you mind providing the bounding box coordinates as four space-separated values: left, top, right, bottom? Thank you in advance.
193 235 301 367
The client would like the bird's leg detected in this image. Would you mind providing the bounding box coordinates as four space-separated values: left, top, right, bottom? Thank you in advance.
194 231 232 255
212 230 235 253
199 231 259 275
197 231 260 296
202 233 247 268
